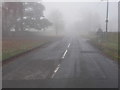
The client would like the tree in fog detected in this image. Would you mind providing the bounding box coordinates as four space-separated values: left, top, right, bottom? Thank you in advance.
48 10 65 35
23 2 52 30
2 2 52 37
2 2 24 35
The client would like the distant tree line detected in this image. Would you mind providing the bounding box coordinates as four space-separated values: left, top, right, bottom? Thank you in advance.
2 2 52 37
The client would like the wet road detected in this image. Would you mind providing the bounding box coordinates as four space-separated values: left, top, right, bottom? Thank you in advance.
2 35 118 88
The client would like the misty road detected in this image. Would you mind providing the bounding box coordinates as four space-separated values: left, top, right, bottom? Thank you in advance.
2 35 118 88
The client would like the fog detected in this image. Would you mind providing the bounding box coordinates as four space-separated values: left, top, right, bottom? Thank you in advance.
43 2 118 35
2 1 119 88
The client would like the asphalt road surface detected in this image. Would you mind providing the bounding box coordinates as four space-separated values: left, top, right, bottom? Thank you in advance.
2 35 118 88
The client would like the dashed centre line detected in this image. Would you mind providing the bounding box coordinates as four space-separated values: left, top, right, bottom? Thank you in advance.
62 43 70 59
51 64 60 78
68 43 71 48
62 50 68 59
51 43 71 78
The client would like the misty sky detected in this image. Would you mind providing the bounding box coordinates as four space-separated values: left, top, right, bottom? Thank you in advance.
42 2 118 32
1 0 118 32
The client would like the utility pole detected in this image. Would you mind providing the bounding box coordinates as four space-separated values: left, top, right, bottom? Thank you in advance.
101 0 109 32
105 0 109 32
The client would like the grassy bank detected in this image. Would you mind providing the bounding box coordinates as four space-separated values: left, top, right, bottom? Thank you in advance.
89 32 119 61
3 39 46 61
2 35 61 61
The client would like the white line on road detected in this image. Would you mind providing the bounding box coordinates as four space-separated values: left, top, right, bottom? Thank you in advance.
62 50 68 59
67 43 71 48
51 64 60 78
54 65 60 73
51 73 56 78
51 43 70 78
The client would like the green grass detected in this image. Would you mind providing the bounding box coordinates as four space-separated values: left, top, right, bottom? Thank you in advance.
2 40 47 61
89 32 119 60
2 35 62 61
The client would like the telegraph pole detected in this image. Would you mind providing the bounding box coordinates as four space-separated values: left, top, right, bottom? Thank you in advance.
105 0 109 32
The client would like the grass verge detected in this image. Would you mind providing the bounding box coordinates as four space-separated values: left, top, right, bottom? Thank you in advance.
2 35 61 62
88 32 119 61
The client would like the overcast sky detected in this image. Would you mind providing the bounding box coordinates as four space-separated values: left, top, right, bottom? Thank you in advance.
42 1 118 32
1 0 118 32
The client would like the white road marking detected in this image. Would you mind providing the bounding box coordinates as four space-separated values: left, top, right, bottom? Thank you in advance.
51 64 60 78
51 73 55 78
51 43 70 78
67 43 71 48
54 65 60 73
62 50 68 59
